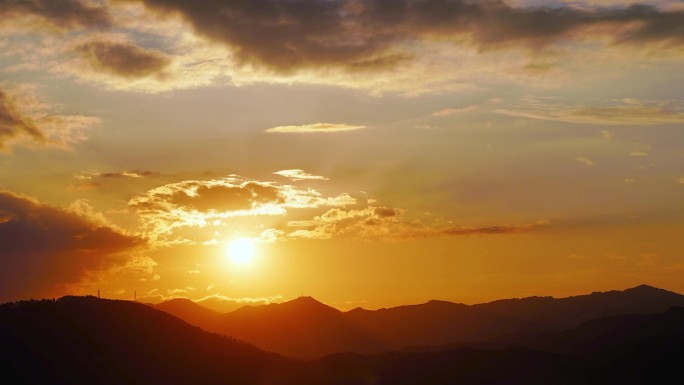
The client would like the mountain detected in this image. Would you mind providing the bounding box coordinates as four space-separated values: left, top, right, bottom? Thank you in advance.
529 306 684 356
346 299 535 348
472 284 684 332
0 296 290 385
298 307 684 385
155 296 388 359
196 296 250 313
2 295 683 384
153 297 222 331
152 285 684 359
217 296 389 359
346 284 684 351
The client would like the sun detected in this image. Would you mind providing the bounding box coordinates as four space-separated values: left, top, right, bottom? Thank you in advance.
226 238 255 266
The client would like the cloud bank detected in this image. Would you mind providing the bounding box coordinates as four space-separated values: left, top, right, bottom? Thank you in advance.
135 0 684 73
0 191 143 302
0 0 111 30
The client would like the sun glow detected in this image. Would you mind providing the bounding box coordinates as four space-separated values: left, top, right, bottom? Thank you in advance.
227 238 255 266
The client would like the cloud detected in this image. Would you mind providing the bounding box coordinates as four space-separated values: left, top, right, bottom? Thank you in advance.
0 85 99 151
73 39 171 79
129 175 356 240
0 190 143 302
288 206 550 241
133 0 684 73
496 98 684 125
264 123 366 134
431 106 477 117
576 157 596 167
0 0 111 30
98 170 160 178
0 89 45 147
274 169 329 181
71 169 160 189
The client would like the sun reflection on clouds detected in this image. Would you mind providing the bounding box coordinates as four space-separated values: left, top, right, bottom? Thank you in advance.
129 174 357 243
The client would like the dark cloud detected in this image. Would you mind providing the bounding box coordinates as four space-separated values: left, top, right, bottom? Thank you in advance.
373 207 398 218
441 220 550 236
98 170 160 178
74 40 171 78
0 0 111 29
0 191 143 302
135 0 410 72
0 89 46 149
134 0 684 73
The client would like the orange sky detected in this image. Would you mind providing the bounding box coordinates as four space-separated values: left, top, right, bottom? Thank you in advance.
1 0 683 309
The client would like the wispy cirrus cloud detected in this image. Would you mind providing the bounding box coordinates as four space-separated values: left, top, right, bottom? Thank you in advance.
288 206 550 241
264 123 365 134
72 169 161 190
496 98 684 125
576 157 596 167
0 84 100 151
431 106 477 117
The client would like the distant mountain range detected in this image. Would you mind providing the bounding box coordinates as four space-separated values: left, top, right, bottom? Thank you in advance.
153 284 684 359
2 289 683 384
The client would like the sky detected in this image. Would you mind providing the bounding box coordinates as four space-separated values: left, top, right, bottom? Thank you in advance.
1 0 683 310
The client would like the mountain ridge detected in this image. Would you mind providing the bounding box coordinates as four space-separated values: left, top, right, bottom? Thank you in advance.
2 293 684 384
152 284 684 359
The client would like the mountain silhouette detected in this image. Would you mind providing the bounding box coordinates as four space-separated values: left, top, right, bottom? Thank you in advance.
2 293 684 384
0 296 289 385
155 285 684 359
153 297 222 331
472 284 684 332
221 296 388 359
346 299 533 348
292 306 684 385
529 306 684 355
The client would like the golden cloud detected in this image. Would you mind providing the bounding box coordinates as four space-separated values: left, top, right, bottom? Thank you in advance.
129 175 356 241
264 123 366 134
288 206 550 241
274 169 329 181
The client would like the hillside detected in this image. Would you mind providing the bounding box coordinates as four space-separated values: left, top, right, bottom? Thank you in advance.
1 295 683 384
154 285 684 359
0 296 289 385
